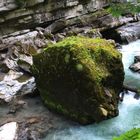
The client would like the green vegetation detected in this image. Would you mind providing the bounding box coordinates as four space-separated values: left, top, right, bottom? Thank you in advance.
107 1 140 17
113 128 140 140
15 0 27 7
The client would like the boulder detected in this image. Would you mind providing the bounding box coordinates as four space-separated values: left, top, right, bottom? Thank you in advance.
32 36 124 124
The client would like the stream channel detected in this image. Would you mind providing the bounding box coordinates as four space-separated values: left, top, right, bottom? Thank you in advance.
43 40 140 140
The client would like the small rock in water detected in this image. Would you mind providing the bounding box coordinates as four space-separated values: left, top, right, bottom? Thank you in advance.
129 62 140 72
0 122 18 140
134 56 140 63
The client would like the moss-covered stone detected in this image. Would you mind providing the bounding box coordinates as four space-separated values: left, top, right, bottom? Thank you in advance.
32 36 124 124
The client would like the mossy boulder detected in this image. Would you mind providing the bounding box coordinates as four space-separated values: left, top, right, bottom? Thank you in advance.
32 36 124 124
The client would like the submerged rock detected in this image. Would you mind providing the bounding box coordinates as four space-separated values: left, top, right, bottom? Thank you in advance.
32 36 124 124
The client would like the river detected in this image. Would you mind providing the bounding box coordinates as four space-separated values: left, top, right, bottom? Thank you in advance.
43 40 140 140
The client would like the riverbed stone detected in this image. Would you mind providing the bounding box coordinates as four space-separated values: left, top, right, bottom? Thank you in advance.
0 122 18 140
134 56 140 63
32 36 124 124
129 62 140 73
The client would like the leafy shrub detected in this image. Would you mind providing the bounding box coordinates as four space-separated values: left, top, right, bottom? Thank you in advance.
107 1 140 17
113 128 140 140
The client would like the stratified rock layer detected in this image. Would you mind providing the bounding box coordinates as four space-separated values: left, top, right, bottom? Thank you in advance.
32 36 124 124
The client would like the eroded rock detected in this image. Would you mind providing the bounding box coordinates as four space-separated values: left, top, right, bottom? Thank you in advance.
0 70 36 102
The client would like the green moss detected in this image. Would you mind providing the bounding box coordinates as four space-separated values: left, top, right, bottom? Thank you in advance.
113 128 140 140
92 9 109 18
32 36 124 124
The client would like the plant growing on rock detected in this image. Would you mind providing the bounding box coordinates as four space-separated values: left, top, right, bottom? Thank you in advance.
107 0 140 17
32 36 124 124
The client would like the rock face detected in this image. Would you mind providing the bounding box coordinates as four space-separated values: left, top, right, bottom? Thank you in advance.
0 0 138 50
0 0 107 36
32 36 124 124
0 0 136 37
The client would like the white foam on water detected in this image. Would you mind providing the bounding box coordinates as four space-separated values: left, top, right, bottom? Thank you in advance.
120 40 140 88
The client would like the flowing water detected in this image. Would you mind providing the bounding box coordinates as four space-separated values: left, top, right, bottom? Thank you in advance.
121 40 140 89
43 40 140 140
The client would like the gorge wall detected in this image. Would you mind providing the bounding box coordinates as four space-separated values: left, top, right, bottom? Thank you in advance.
0 0 108 36
0 0 135 49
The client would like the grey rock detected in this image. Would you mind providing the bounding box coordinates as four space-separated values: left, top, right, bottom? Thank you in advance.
0 71 35 102
0 0 134 37
134 56 140 63
17 55 32 73
117 21 140 43
129 62 140 72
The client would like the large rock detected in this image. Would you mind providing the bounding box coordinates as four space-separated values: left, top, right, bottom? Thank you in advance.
116 21 140 43
32 36 124 124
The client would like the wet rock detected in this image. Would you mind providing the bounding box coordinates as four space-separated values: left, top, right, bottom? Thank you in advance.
8 99 26 114
129 62 140 73
32 36 124 124
117 21 140 43
134 56 140 63
0 122 18 140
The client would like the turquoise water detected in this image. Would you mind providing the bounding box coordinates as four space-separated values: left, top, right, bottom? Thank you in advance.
120 40 140 88
43 40 140 140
